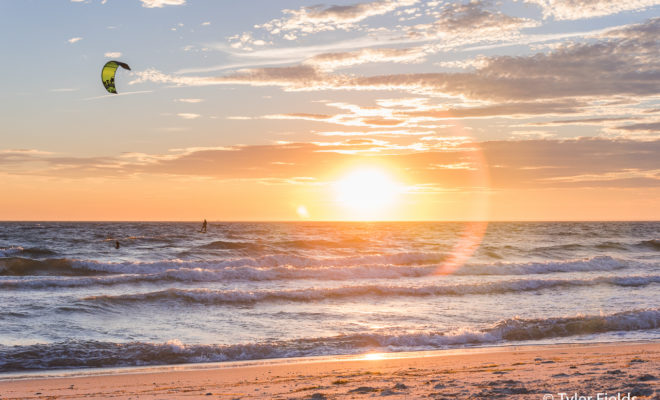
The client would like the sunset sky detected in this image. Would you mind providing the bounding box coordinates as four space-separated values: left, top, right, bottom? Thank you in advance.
0 0 658 221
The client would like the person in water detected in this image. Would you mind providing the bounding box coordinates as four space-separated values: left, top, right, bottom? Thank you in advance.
201 219 207 233
115 241 120 249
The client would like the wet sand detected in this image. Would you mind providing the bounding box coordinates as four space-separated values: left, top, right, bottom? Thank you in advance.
0 342 658 399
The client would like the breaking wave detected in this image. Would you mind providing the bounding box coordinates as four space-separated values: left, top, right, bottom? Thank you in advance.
82 275 660 306
0 246 57 258
0 255 633 280
2 308 657 372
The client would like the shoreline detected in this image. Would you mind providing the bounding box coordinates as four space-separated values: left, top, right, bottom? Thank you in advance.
1 341 657 399
0 340 656 381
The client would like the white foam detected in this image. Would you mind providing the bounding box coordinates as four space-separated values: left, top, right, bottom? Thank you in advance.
62 254 633 277
0 246 24 257
2 308 658 372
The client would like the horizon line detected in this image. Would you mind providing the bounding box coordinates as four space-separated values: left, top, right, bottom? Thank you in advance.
0 219 658 223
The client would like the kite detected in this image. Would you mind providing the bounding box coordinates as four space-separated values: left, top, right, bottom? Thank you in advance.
101 61 131 94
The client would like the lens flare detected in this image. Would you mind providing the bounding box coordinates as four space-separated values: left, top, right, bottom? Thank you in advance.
433 125 491 275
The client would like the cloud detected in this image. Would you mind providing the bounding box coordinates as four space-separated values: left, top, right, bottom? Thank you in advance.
405 0 537 44
68 37 82 43
228 32 270 51
257 0 419 39
541 168 660 183
132 65 335 89
104 52 122 58
263 101 431 132
347 18 660 100
530 117 636 126
2 139 658 189
262 97 580 139
140 0 185 7
615 121 660 132
221 0 536 68
525 0 660 20
175 98 204 103
398 100 587 119
0 149 53 156
134 18 660 105
177 113 201 119
306 47 428 71
482 138 660 188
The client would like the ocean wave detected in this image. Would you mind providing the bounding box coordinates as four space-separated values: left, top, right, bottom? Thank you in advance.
594 241 630 251
103 235 180 243
0 257 100 276
199 240 263 251
533 243 585 252
0 246 24 257
82 275 660 306
0 246 57 258
275 237 371 249
0 254 441 277
531 239 660 253
637 239 660 250
457 256 631 275
193 237 373 254
0 255 633 279
0 265 438 288
1 308 657 372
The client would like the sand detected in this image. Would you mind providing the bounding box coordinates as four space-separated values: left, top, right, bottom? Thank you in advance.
0 342 658 399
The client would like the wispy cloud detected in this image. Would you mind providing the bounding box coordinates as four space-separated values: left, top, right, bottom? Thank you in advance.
104 52 122 58
305 47 428 71
615 121 660 133
220 0 537 69
177 113 201 119
175 98 204 103
529 117 637 126
3 139 658 189
68 37 82 43
525 0 660 20
404 0 537 43
140 0 185 8
136 18 660 107
0 149 53 155
256 0 419 40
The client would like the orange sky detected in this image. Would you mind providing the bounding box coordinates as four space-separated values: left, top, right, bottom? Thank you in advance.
1 138 658 221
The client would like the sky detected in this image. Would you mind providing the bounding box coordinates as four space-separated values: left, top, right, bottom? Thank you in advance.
0 0 658 221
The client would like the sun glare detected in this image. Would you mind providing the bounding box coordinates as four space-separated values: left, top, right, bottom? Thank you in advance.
335 168 401 219
361 352 387 361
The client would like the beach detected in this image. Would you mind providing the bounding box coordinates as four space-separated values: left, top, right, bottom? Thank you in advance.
1 342 658 399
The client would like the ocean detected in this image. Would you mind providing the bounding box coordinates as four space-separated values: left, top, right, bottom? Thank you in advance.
0 221 658 373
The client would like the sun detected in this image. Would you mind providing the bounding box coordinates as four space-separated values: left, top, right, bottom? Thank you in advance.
334 168 401 219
